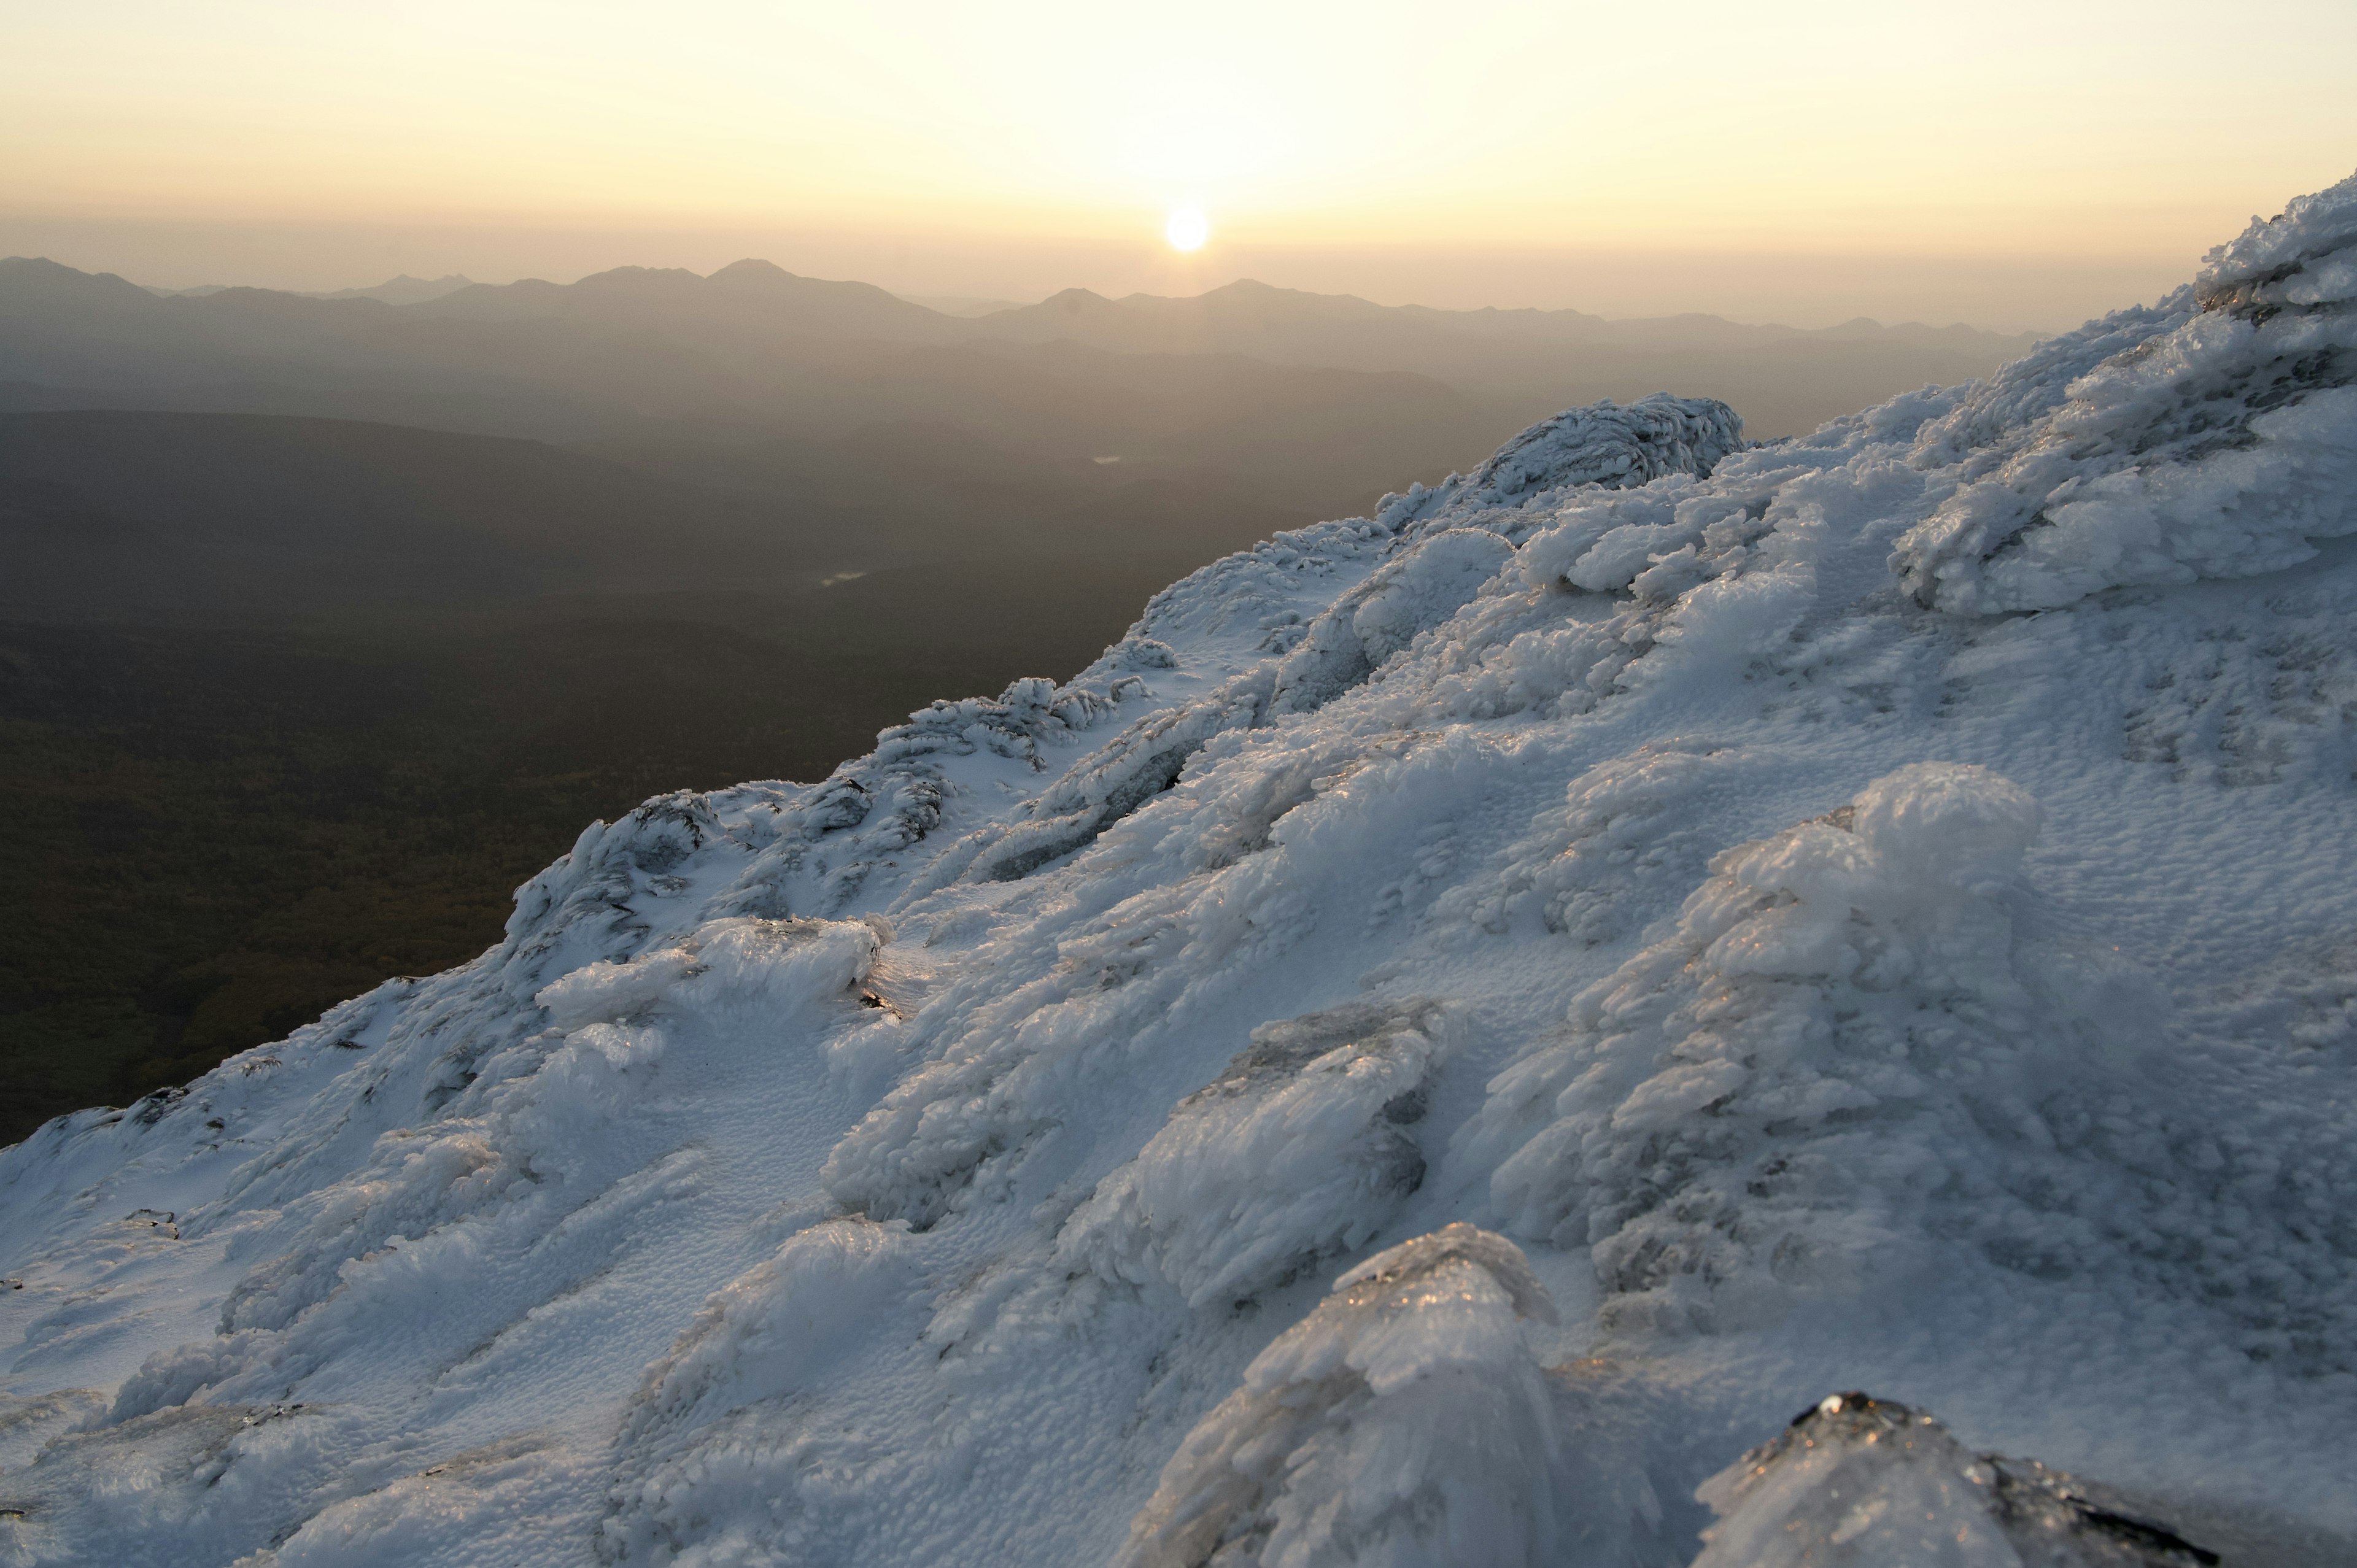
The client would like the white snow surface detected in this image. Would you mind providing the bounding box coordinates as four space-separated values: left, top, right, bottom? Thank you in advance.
7 179 2357 1566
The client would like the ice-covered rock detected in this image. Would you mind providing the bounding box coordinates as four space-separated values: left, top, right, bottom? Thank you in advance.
1891 173 2357 613
1377 394 1745 534
1117 1225 1568 1568
1460 763 2081 1324
1694 1391 2219 1567
1458 760 2355 1358
1056 1000 1451 1308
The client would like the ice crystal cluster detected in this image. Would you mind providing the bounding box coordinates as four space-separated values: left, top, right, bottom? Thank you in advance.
6 178 2357 1566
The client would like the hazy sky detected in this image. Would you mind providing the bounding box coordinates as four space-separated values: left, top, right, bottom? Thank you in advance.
7 0 2353 330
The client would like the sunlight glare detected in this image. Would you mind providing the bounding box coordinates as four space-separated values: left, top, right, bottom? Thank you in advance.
1165 207 1209 252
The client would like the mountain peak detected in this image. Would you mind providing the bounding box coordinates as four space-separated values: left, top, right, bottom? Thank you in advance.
572 264 705 291
1031 286 1115 317
308 272 476 305
705 257 797 284
0 255 159 312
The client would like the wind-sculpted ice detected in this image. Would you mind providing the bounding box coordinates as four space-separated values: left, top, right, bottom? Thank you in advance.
710 670 1159 915
1431 746 1748 949
1377 393 1745 533
1461 763 2357 1362
1461 763 2070 1325
1264 528 1517 714
598 1218 927 1566
1117 1225 1571 1568
9 177 2357 1567
117 919 880 1416
1693 1392 2219 1567
1056 1001 1450 1308
1892 172 2357 612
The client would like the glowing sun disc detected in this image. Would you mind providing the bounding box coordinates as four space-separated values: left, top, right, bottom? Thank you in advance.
1166 207 1209 251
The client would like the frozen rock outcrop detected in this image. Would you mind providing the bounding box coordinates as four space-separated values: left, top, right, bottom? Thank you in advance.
1056 1000 1450 1308
1460 763 2127 1329
1117 1225 1568 1568
1694 1391 2219 1567
1460 765 2055 1309
1377 394 1745 533
1891 173 2357 612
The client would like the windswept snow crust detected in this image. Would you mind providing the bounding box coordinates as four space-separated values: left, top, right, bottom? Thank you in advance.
7 178 2357 1567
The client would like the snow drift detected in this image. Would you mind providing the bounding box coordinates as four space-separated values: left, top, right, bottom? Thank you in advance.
7 176 2357 1567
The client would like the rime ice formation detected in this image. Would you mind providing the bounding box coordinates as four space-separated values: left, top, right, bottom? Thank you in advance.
1454 761 2275 1342
1117 1225 1571 1568
7 178 2357 1567
1890 179 2357 614
1692 1393 2220 1567
1056 1001 1454 1310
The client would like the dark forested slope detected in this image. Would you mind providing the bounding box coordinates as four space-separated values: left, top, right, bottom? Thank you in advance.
0 407 1328 1143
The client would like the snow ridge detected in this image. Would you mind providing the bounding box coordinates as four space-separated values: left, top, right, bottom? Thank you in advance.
1892 173 2357 612
7 177 2357 1567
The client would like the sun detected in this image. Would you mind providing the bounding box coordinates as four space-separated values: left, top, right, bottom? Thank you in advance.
1165 207 1209 252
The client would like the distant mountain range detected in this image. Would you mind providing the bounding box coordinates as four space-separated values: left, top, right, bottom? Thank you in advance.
384 260 2048 433
7 255 2043 449
0 249 2072 636
144 272 478 306
962 275 2040 370
0 257 1527 529
385 258 2038 362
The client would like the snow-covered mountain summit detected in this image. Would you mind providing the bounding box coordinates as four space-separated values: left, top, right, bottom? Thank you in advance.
6 176 2357 1567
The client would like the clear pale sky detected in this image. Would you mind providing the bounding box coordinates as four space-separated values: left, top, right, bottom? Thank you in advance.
6 0 2353 330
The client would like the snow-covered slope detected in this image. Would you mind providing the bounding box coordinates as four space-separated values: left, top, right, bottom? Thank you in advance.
7 177 2357 1567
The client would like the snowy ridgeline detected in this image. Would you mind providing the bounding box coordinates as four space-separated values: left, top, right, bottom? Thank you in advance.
4 177 2357 1567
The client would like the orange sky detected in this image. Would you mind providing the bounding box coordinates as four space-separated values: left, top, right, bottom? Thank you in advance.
6 0 2352 330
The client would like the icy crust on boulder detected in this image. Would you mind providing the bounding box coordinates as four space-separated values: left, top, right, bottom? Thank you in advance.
1693 1392 2219 1567
1056 1001 1451 1309
1121 1226 1703 1568
1118 1226 1569 1568
1462 763 2357 1364
9 178 2357 1567
1891 172 2357 612
1375 394 1745 533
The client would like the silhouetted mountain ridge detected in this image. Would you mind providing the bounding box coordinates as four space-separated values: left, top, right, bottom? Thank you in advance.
415 257 955 342
958 276 2045 409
